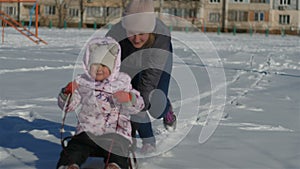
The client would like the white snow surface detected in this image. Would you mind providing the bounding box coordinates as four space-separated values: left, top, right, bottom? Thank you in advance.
0 27 299 169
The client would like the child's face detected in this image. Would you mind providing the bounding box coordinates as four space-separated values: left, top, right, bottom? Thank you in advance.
89 64 111 81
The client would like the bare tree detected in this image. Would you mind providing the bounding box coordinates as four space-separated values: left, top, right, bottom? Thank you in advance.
221 0 227 32
55 0 71 28
175 0 201 24
79 0 85 27
105 0 127 24
121 0 130 13
159 0 163 13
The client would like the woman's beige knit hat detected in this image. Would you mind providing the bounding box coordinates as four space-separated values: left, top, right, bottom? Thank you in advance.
122 0 156 33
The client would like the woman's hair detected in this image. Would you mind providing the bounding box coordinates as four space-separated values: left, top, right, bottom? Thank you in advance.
143 33 155 48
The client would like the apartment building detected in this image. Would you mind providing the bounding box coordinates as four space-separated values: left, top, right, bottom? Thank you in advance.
227 0 271 33
271 0 300 34
0 0 299 35
0 0 123 28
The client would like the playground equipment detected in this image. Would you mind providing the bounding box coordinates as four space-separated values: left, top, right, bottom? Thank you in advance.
0 0 47 44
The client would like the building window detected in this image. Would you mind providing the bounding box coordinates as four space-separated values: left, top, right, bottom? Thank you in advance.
234 0 245 2
279 15 290 24
229 10 248 21
107 7 121 17
5 6 17 16
44 6 55 15
254 12 264 21
250 0 267 3
176 8 185 17
163 8 176 16
279 0 290 5
228 11 237 21
210 0 220 3
86 7 104 17
239 11 248 21
27 5 41 15
189 9 196 18
69 8 79 17
184 9 189 18
209 13 220 22
162 8 169 14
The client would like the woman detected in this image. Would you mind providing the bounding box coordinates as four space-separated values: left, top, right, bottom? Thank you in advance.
106 0 176 154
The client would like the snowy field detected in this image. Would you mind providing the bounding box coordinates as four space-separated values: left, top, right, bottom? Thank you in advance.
0 27 299 169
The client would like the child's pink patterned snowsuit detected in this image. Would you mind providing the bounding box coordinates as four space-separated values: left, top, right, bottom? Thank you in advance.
58 37 144 143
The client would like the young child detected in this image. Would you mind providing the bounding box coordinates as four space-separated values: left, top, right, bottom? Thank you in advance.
56 37 144 169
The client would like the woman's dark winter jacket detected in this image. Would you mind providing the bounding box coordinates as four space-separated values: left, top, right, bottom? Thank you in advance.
106 19 173 117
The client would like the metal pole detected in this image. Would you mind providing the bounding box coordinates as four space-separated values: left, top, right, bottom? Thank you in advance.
2 21 5 44
35 1 38 37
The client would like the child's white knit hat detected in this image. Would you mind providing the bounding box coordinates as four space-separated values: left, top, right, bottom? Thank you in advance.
122 0 156 33
88 43 118 72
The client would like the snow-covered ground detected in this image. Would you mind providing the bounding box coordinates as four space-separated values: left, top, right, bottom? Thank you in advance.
0 27 299 169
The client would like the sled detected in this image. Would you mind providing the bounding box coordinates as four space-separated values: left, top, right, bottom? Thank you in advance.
61 136 138 169
60 94 138 169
